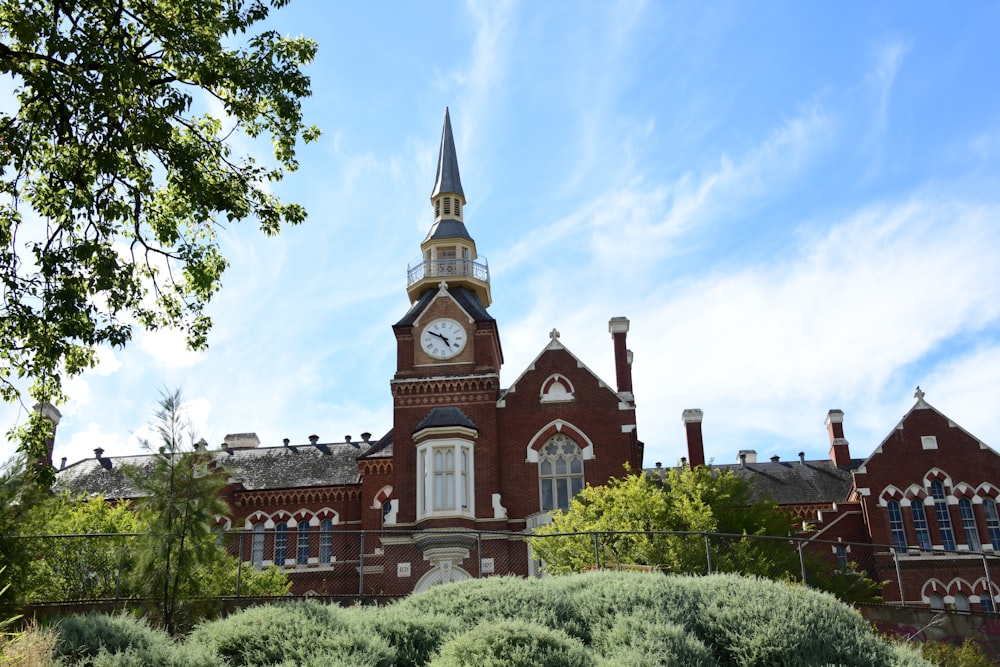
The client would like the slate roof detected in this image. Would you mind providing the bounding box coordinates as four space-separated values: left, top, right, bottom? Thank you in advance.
415 407 476 432
358 429 393 459
395 285 494 327
422 218 472 243
430 107 464 199
57 440 376 500
646 458 860 506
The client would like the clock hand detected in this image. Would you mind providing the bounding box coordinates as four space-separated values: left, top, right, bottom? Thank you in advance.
430 331 452 347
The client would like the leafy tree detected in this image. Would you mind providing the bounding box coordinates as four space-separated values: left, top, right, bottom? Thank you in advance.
0 0 320 484
532 465 881 602
125 389 233 632
19 491 141 602
0 455 50 604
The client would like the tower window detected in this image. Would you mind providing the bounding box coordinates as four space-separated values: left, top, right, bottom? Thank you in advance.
455 200 461 217
443 197 451 215
435 199 441 218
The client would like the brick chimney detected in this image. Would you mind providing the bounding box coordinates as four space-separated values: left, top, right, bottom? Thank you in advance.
682 409 705 468
826 409 851 467
608 317 632 395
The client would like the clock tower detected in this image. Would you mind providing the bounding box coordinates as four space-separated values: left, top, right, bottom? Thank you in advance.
389 108 504 528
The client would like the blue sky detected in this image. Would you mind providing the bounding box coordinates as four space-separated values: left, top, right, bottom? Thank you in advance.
4 1 1000 471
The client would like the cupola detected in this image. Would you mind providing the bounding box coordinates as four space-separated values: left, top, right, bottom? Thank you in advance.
406 108 492 307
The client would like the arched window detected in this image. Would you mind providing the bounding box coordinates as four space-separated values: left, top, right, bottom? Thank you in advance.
928 592 945 610
274 522 288 565
433 448 455 511
251 523 265 567
539 434 584 512
955 593 971 613
319 519 334 564
959 498 981 551
911 500 931 550
297 524 310 565
984 499 1000 550
930 481 955 550
982 595 995 614
887 500 907 552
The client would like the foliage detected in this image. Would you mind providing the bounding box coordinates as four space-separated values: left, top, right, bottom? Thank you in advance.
918 638 995 667
369 605 462 667
18 492 141 603
0 0 319 485
186 601 395 667
531 465 882 602
392 575 586 641
49 572 932 666
0 457 48 604
430 619 595 667
1 619 58 667
124 389 231 633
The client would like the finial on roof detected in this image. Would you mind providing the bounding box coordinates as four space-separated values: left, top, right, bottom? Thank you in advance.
549 328 560 339
914 385 928 407
431 107 465 199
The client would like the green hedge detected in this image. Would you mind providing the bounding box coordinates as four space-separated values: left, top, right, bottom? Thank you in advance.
50 572 932 667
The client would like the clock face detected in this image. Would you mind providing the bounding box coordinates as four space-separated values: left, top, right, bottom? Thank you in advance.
420 318 467 359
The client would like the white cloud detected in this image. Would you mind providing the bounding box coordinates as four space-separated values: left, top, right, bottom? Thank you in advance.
137 328 206 369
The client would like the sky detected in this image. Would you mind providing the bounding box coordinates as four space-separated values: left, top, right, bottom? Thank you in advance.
3 1 1000 472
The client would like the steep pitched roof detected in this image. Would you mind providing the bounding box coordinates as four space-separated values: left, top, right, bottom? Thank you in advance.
394 285 494 327
646 459 859 506
430 107 464 199
503 330 621 401
56 440 374 500
415 407 476 432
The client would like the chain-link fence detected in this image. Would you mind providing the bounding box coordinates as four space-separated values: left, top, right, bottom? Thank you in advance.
6 529 999 610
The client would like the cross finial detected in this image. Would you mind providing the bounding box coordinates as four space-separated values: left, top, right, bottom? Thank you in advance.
549 328 560 339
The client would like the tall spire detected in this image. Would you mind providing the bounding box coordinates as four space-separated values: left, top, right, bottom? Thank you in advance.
431 107 464 199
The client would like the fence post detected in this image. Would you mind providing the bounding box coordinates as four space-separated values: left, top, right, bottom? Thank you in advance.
236 531 244 598
359 531 365 597
797 539 808 586
983 553 995 608
704 532 712 575
592 532 601 570
892 547 906 607
114 534 127 600
477 532 483 578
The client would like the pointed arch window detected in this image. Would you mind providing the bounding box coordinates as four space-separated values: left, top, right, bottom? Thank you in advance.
911 500 931 550
297 524 310 565
984 499 1000 550
930 481 955 550
319 519 334 564
887 500 907 552
274 522 288 564
959 498 981 551
539 434 585 512
251 523 265 567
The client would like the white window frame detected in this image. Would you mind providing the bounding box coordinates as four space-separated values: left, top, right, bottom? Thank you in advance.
416 438 475 520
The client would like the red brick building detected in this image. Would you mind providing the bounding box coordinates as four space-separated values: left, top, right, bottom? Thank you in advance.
57 109 643 595
677 388 1000 611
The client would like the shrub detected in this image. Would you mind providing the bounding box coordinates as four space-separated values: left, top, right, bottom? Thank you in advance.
370 604 462 667
591 610 717 666
919 638 994 667
392 576 586 640
54 614 176 666
1 620 58 667
430 619 594 667
186 600 394 667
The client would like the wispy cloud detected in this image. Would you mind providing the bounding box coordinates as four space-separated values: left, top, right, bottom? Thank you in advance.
862 36 912 178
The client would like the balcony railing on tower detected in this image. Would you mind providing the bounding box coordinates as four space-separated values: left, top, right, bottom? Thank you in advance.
407 255 490 287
